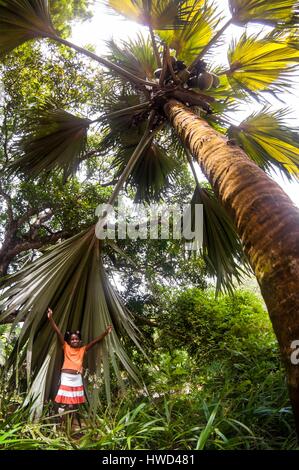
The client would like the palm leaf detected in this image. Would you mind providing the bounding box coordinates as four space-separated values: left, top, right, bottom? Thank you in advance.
99 92 151 153
185 186 250 293
11 109 91 178
0 0 56 57
227 32 299 97
0 228 142 418
228 108 299 180
229 0 299 27
106 35 158 80
113 142 178 202
157 0 219 64
106 0 189 29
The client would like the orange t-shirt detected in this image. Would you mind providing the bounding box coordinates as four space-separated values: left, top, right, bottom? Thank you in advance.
62 342 86 373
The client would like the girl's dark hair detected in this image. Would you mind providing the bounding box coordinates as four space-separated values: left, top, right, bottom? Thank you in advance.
64 330 82 344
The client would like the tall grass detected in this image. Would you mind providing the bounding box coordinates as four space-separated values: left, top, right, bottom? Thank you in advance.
0 289 298 450
0 376 297 450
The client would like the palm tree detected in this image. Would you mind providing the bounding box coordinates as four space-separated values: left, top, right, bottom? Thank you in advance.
0 0 299 432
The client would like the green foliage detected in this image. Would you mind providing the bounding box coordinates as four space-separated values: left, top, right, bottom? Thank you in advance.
12 109 91 178
0 325 20 366
17 175 111 234
1 42 105 114
228 108 299 180
0 0 299 446
0 230 142 418
0 0 56 57
157 1 218 63
106 35 158 80
50 0 94 37
0 385 73 449
0 0 93 58
227 32 299 97
113 142 178 202
106 0 190 29
187 186 251 293
2 0 298 294
155 288 273 360
0 38 110 276
229 0 299 27
0 285 296 449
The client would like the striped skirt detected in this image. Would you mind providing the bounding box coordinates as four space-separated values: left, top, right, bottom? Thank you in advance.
55 372 86 405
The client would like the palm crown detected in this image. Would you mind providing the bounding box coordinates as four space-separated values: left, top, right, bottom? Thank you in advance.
0 0 299 419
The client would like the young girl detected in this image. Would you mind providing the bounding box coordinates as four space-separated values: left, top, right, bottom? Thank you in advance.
47 307 112 418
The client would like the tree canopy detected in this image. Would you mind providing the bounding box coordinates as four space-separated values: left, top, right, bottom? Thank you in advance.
0 0 298 427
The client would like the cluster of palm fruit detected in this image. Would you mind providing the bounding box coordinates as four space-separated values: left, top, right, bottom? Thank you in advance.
154 56 187 82
187 59 220 90
154 57 220 90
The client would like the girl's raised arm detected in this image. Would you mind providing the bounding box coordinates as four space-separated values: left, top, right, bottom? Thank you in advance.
85 325 112 352
47 307 64 347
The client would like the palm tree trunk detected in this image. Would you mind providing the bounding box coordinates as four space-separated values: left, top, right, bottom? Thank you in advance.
164 99 299 433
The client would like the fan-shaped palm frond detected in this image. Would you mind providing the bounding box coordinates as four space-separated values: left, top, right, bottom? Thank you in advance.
106 0 189 29
228 108 299 180
226 33 299 97
0 0 56 57
282 27 299 48
113 142 178 202
106 35 158 80
184 185 250 293
99 91 152 153
11 109 91 178
0 228 142 418
229 0 299 27
157 1 218 64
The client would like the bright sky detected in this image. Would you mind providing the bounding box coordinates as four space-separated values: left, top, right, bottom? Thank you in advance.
71 0 299 207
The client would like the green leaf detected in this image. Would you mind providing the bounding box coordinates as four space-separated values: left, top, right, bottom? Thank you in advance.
229 0 299 27
0 228 142 417
99 92 150 153
113 142 178 202
157 0 218 64
106 34 158 80
196 402 219 450
11 108 91 178
228 108 299 180
227 32 299 97
106 0 189 29
187 186 250 293
0 0 56 57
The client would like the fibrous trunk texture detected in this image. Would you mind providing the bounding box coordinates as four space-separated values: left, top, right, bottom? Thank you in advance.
165 99 299 433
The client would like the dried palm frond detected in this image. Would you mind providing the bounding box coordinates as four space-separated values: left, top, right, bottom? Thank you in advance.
0 228 143 417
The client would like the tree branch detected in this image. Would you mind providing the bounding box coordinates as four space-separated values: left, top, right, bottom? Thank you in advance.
6 231 69 255
130 310 158 327
51 35 159 89
28 209 53 240
0 183 13 224
165 45 180 84
159 45 169 86
149 25 162 68
16 207 42 229
79 149 102 162
100 178 118 187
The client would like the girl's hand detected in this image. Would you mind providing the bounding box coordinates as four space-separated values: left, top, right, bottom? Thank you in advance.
47 307 53 319
106 325 113 335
